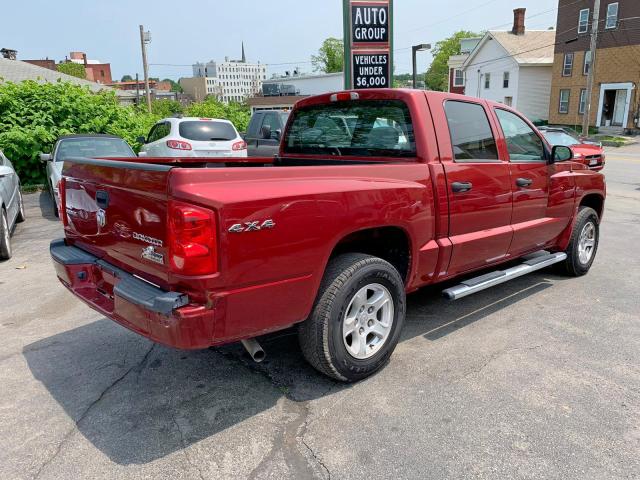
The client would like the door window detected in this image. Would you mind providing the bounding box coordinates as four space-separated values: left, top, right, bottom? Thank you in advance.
444 101 499 162
148 122 171 143
495 109 544 162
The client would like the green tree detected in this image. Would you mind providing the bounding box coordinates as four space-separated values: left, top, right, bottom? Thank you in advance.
185 98 251 132
425 30 481 91
121 74 134 82
312 37 344 73
151 99 184 117
162 78 184 93
57 62 87 80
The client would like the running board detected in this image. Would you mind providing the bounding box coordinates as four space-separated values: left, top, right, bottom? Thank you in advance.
442 252 567 301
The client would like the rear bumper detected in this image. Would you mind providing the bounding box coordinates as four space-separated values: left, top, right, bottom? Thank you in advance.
50 239 215 349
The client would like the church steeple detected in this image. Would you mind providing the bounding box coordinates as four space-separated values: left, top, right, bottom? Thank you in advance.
241 42 246 63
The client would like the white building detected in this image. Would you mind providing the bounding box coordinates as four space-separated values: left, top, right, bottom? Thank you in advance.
184 44 267 103
447 37 482 93
461 9 555 122
262 72 344 96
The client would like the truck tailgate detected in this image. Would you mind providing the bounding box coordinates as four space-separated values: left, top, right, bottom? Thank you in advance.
62 158 173 287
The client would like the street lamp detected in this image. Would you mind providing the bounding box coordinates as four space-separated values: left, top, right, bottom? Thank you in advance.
412 43 431 89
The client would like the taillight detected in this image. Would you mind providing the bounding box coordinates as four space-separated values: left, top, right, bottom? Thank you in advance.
232 140 247 151
168 201 217 276
59 177 68 227
167 140 192 151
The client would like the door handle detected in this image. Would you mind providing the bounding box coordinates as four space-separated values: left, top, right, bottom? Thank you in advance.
96 190 109 209
451 181 473 193
516 178 533 188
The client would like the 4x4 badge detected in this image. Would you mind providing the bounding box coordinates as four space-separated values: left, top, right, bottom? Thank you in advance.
229 219 276 233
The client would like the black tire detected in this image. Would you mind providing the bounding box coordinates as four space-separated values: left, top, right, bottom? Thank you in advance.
561 206 599 277
50 182 59 218
0 208 12 260
16 188 26 223
298 253 406 382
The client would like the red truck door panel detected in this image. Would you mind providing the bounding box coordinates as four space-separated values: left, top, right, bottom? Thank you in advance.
492 108 569 255
436 99 513 276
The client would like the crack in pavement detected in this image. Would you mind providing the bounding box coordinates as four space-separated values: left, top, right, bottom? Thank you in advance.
215 348 332 479
32 342 156 480
456 344 543 382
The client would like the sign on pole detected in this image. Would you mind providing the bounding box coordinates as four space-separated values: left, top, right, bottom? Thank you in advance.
343 0 393 90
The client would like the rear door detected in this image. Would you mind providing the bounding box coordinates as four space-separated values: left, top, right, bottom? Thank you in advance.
492 108 565 255
145 122 171 156
437 99 514 276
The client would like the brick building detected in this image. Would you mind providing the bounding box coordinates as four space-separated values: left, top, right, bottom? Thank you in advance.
68 52 113 84
548 0 640 133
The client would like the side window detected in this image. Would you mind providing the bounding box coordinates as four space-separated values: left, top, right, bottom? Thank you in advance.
247 113 263 137
444 101 499 162
261 112 281 136
563 53 574 76
495 109 544 162
578 8 590 34
148 123 170 142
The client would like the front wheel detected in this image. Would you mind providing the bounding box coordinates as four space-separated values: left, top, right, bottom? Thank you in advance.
298 253 406 382
0 209 12 260
561 206 600 276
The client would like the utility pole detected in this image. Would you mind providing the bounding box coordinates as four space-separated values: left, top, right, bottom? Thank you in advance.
583 0 601 136
139 25 152 113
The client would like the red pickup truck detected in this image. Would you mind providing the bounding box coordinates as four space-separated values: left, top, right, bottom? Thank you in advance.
51 89 605 382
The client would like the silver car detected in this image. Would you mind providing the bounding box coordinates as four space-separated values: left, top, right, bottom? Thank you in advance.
0 150 25 260
40 134 136 217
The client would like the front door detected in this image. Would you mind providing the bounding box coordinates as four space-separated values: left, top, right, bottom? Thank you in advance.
493 108 559 255
440 100 513 276
612 89 628 126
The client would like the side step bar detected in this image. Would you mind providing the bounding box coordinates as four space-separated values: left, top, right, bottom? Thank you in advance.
442 252 567 301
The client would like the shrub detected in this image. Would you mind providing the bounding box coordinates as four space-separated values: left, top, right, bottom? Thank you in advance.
56 62 87 79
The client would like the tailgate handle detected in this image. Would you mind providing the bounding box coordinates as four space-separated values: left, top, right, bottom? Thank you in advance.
96 190 109 209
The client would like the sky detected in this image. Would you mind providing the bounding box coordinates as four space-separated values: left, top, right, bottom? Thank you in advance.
5 0 559 82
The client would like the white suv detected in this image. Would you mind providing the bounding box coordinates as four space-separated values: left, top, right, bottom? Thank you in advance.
138 117 247 158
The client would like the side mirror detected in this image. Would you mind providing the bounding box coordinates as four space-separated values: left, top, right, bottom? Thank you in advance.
273 129 282 141
40 153 52 162
136 136 147 145
260 125 272 140
0 165 13 176
552 145 573 162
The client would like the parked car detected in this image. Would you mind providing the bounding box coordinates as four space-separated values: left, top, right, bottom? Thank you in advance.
0 150 25 260
41 134 136 217
245 110 290 157
138 117 247 158
538 126 606 171
51 89 606 382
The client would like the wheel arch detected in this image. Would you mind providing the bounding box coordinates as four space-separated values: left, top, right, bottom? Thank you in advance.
579 192 605 221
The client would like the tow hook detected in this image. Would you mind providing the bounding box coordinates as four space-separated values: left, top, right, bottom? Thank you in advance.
241 338 265 363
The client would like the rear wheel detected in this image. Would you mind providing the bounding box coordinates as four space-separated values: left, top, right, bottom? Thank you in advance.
298 253 406 382
0 209 12 260
561 206 599 276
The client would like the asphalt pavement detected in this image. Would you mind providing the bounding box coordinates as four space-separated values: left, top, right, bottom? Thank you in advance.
0 146 639 479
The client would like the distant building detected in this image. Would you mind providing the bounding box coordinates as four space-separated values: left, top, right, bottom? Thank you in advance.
460 8 555 122
447 37 482 94
67 51 113 84
548 0 640 133
23 58 57 71
183 43 267 103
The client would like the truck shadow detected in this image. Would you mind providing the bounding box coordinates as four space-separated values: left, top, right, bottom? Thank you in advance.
23 272 559 465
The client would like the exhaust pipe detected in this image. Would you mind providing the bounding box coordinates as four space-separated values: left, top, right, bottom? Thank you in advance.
241 338 265 363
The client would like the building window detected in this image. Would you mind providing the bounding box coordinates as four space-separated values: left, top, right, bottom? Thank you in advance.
504 96 513 107
583 50 592 75
562 53 574 76
503 72 510 88
559 89 570 114
606 2 619 29
579 89 588 114
578 8 590 34
453 69 464 87
484 73 491 89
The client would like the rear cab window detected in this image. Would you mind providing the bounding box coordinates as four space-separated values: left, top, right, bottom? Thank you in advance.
179 121 238 142
283 100 416 158
444 100 499 162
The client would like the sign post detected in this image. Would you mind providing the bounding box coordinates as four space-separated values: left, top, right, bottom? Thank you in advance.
343 0 393 90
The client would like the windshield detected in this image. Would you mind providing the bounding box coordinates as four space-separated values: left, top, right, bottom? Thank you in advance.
541 131 579 147
55 137 135 161
283 100 416 158
179 121 238 141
